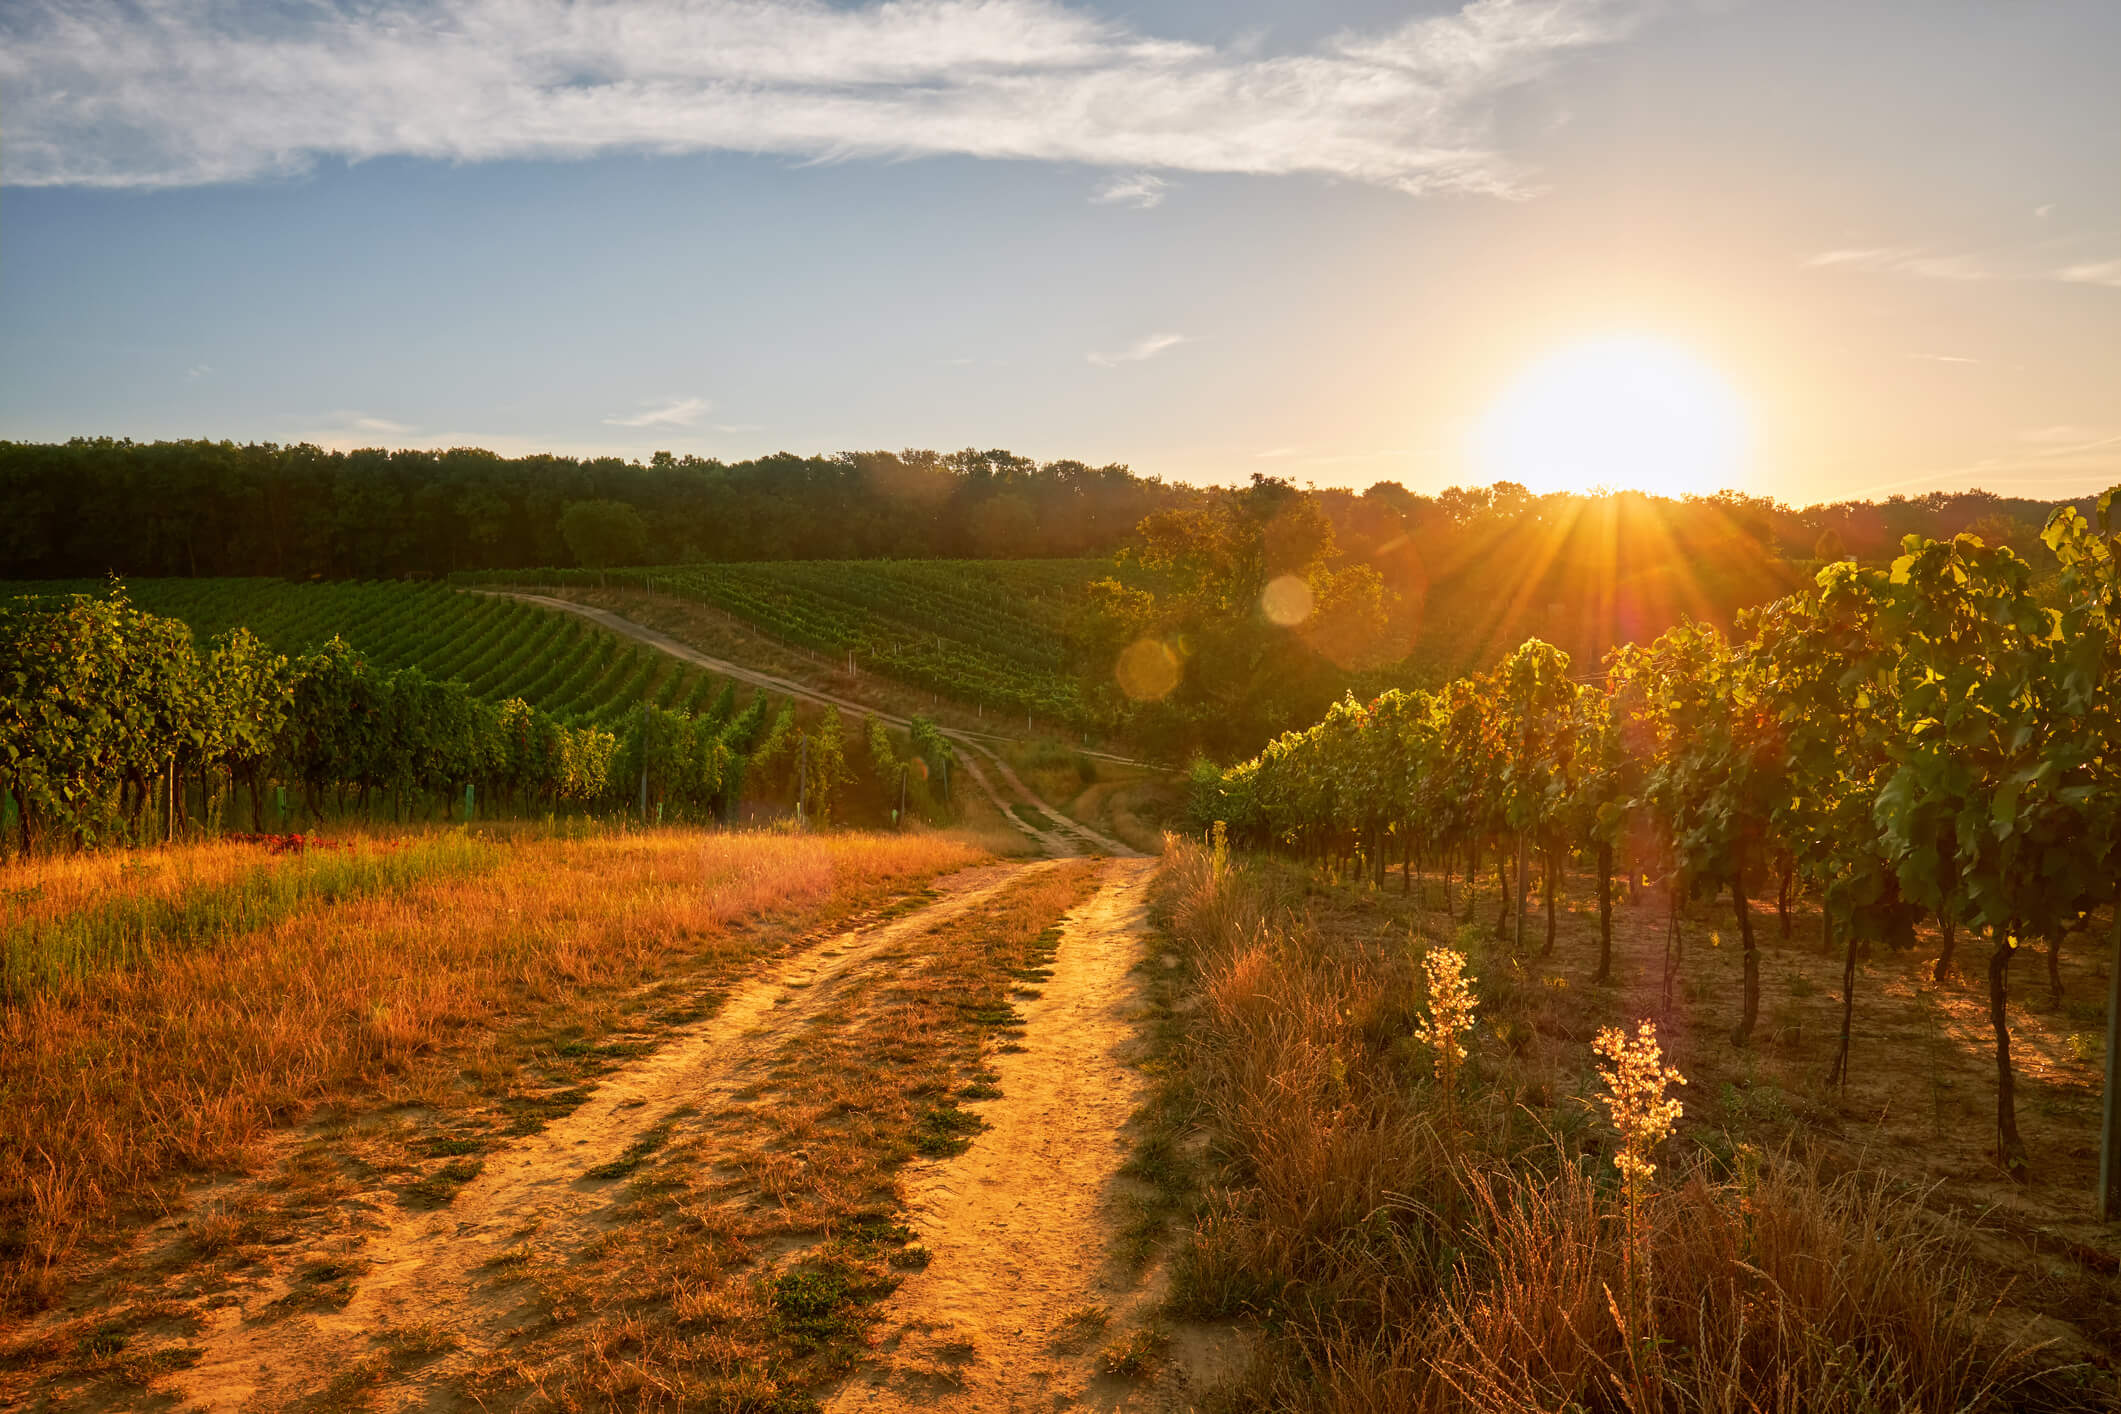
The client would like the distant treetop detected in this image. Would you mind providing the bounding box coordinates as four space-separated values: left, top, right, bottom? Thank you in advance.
0 437 2086 583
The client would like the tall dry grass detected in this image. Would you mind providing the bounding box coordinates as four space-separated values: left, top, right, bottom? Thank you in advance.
1155 838 2082 1412
0 825 982 1309
2 830 504 997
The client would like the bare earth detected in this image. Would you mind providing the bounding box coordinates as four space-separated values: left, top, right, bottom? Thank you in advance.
827 858 1236 1413
162 861 1045 1410
129 852 1221 1412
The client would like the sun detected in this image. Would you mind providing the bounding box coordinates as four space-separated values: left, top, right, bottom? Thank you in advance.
1472 335 1750 498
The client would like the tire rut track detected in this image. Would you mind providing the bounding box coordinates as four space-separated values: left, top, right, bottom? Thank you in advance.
826 857 1222 1412
475 592 1139 860
166 860 1056 1412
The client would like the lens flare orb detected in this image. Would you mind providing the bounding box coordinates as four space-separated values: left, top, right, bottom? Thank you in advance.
1260 574 1313 627
1115 637 1181 701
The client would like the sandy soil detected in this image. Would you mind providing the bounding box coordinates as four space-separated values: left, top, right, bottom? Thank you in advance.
158 860 1051 1412
825 858 1238 1413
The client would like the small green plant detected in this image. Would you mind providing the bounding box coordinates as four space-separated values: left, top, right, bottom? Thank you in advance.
770 1269 862 1351
1098 1324 1169 1376
913 1100 986 1156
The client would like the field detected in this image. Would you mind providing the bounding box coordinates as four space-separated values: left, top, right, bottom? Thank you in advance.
8 579 725 727
8 820 2115 1411
1144 840 2119 1409
2 579 1139 856
456 559 1137 725
4 509 2117 1412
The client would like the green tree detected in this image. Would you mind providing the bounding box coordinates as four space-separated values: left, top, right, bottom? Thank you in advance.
558 498 649 569
1085 476 1398 757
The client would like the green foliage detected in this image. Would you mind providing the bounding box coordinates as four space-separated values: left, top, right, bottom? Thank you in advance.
1082 475 1400 758
798 711 852 826
459 558 1119 727
0 585 779 850
8 578 714 730
0 441 1177 579
557 499 649 570
1871 515 2120 937
610 704 740 822
1198 483 2121 1177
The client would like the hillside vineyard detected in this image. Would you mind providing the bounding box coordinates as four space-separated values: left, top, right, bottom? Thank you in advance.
1195 491 2121 1205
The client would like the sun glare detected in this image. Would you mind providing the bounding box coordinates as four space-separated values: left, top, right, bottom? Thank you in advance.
1473 336 1750 498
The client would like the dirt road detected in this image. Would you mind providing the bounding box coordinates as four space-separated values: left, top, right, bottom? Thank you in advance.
479 591 1140 860
825 856 1212 1412
133 853 1190 1411
161 860 1056 1410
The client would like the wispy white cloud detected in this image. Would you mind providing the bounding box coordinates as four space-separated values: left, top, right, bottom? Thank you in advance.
1909 353 1979 364
603 396 710 428
184 363 212 380
2018 424 2113 445
1807 244 2121 291
1087 332 1186 368
328 413 415 434
297 411 418 444
1804 247 1994 282
0 0 1651 195
2058 259 2121 289
1250 444 1430 466
1092 171 1169 209
1861 428 2121 500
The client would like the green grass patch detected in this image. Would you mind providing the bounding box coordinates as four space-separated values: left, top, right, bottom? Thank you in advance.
1 834 503 1000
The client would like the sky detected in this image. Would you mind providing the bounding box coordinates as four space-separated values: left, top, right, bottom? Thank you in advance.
2 0 2116 507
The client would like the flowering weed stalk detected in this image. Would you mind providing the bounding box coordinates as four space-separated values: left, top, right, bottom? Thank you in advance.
1414 946 1477 1124
1593 1020 1686 1348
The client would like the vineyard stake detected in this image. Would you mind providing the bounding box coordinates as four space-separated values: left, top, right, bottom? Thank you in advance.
2101 907 2120 1222
637 702 649 822
1514 831 1529 952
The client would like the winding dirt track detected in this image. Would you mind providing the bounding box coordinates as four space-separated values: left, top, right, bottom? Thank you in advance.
477 592 1140 860
155 854 1192 1413
166 860 1052 1411
825 857 1184 1412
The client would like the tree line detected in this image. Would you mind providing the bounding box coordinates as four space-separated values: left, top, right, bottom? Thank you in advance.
0 586 958 856
0 441 1182 580
4 438 2080 597
1190 487 2121 1208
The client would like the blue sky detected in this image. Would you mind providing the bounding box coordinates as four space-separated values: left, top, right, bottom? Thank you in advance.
2 0 2116 505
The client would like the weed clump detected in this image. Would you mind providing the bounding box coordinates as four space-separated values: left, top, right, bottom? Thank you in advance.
1152 837 2073 1413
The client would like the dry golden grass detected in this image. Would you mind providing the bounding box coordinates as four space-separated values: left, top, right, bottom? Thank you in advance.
1153 839 2108 1413
428 859 1105 1410
0 823 985 1312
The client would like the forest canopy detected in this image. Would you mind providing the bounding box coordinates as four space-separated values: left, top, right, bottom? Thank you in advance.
0 441 1180 579
0 437 2087 585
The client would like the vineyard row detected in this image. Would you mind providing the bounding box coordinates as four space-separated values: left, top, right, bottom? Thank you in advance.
1191 490 2121 1209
